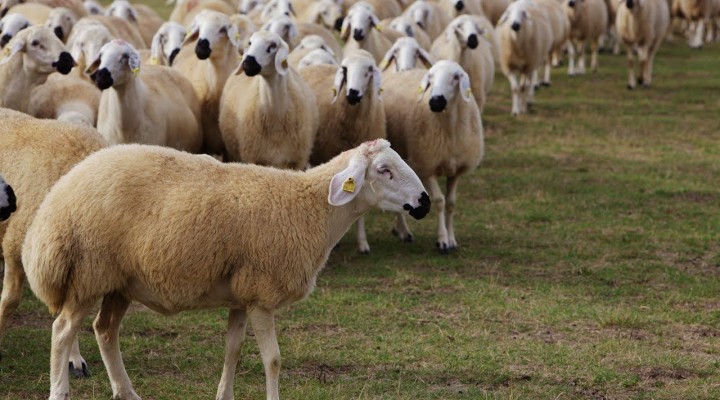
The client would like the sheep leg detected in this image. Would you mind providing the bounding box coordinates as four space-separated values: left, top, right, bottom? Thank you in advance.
68 337 90 378
356 217 370 254
392 214 413 243
567 41 576 76
518 74 530 114
625 45 636 90
590 40 599 73
0 256 24 344
50 304 92 400
508 73 521 116
425 176 449 254
445 175 460 250
543 58 552 86
577 41 587 74
216 309 249 400
690 20 704 48
637 46 648 86
250 308 281 400
93 293 139 400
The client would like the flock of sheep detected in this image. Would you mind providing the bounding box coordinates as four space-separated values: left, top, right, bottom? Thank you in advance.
0 0 717 399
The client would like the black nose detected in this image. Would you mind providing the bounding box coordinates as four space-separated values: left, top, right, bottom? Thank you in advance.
242 55 261 76
52 52 75 74
92 67 114 90
0 182 17 221
467 33 478 49
54 26 64 41
195 38 211 60
403 192 430 220
455 0 464 11
626 0 634 8
334 17 344 31
168 48 180 66
0 34 11 48
511 22 521 31
347 89 362 105
353 28 364 41
568 0 575 6
429 95 447 113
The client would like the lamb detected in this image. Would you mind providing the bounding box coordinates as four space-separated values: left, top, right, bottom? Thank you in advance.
380 36 433 72
497 0 553 115
23 139 429 400
0 175 16 222
616 0 671 89
0 13 30 48
563 0 609 75
430 14 495 111
105 0 163 48
263 16 342 57
0 108 105 379
382 60 483 252
299 50 386 253
219 30 318 168
0 26 75 112
403 0 452 40
45 7 77 42
342 2 392 61
288 34 337 67
173 10 241 156
87 40 203 152
28 73 100 126
149 21 186 66
535 0 570 85
297 47 337 67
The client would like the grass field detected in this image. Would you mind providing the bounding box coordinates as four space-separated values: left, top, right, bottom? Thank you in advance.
2 7 720 399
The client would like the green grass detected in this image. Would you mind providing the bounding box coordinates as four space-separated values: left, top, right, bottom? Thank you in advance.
2 12 720 399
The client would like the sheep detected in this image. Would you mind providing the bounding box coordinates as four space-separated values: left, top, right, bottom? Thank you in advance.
170 0 236 26
28 73 100 126
563 0 609 75
1 0 88 20
480 0 512 24
67 22 114 82
297 47 337 67
382 60 482 253
383 15 433 50
0 26 75 112
0 108 105 379
149 21 186 66
87 40 203 152
76 15 146 49
342 2 392 61
535 0 570 85
497 0 553 115
105 0 163 48
616 0 671 89
0 175 16 222
288 34 336 67
23 139 429 400
342 0 403 19
230 13 257 51
296 0 344 31
5 3 52 25
380 36 433 72
436 0 484 18
0 13 30 48
430 14 495 111
296 20 342 55
674 0 720 47
83 0 103 15
173 10 240 156
403 0 452 40
262 14 298 47
45 7 77 42
219 31 318 168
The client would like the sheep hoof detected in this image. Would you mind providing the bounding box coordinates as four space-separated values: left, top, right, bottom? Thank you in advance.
627 84 635 91
69 361 91 378
637 77 644 85
436 242 450 255
391 228 413 243
541 82 551 87
358 248 370 255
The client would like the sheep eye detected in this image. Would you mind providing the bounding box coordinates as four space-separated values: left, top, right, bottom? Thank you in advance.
220 26 227 34
378 167 393 179
31 40 39 47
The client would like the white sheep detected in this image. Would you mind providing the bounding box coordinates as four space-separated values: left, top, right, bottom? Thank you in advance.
341 2 392 61
402 0 452 40
23 139 429 400
563 0 609 75
0 12 30 48
497 0 553 115
87 40 203 151
105 0 163 48
383 60 483 252
67 21 114 81
149 21 186 66
0 175 16 222
5 3 52 25
219 30 319 168
480 0 512 25
45 7 77 42
296 0 344 31
430 14 495 111
288 34 336 67
535 0 570 86
173 10 241 156
383 15 432 50
83 0 103 15
0 108 105 379
28 73 100 126
263 15 342 56
0 26 75 112
170 0 236 26
616 0 671 89
299 50 386 253
674 0 720 47
380 36 433 72
297 47 337 67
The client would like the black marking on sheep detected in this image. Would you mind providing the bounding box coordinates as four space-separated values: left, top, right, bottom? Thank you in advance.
1 34 11 47
403 192 430 220
429 95 447 113
0 183 17 222
169 48 180 66
353 28 364 41
347 89 362 105
53 52 75 75
92 68 114 90
54 26 64 41
467 34 478 49
196 38 211 60
455 1 465 11
334 17 344 31
243 55 262 76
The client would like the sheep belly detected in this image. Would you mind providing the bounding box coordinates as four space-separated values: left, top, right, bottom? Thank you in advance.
123 277 243 315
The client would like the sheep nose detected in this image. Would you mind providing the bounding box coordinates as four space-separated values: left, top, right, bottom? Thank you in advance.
195 38 211 60
168 48 180 66
0 34 11 47
626 0 634 8
346 89 362 105
511 22 521 31
455 0 464 11
334 17 344 31
0 183 16 221
568 0 576 6
403 192 431 220
467 33 478 49
53 26 64 41
92 67 114 90
429 95 447 113
52 51 75 75
242 55 262 76
353 28 364 41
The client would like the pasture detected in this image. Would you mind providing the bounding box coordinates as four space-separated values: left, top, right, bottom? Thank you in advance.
1 3 720 399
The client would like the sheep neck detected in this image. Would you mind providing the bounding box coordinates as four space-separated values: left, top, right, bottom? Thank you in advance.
257 72 290 112
106 76 147 142
0 55 45 112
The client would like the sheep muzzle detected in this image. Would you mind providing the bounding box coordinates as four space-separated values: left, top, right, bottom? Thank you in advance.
353 28 364 41
334 17 344 31
429 95 447 113
467 34 478 49
242 55 262 76
347 88 362 105
54 26 64 41
195 38 211 60
455 1 465 11
403 192 430 220
92 68 114 90
169 48 180 66
53 52 75 75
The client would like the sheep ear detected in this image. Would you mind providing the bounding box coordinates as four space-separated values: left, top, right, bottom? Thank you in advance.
183 23 199 45
459 70 472 102
288 2 296 16
328 157 368 206
372 65 381 96
85 53 101 75
274 41 289 75
379 45 396 71
321 43 334 56
0 38 24 65
287 22 298 41
227 25 241 48
150 33 163 63
127 7 138 23
371 14 380 30
418 71 430 102
418 47 433 69
128 51 141 75
498 12 508 26
340 16 351 40
331 64 345 103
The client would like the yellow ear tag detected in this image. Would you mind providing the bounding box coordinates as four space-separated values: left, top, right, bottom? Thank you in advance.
150 56 159 65
331 87 337 97
374 24 383 32
281 59 288 69
378 87 384 94
235 32 241 41
3 47 9 56
417 85 424 95
132 67 140 76
379 59 388 69
466 88 472 97
342 177 356 193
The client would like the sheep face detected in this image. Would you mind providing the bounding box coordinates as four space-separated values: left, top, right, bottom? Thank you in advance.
0 176 16 222
260 0 296 22
262 15 297 47
341 3 380 42
328 140 430 220
298 48 337 68
240 0 266 14
46 7 77 42
238 30 289 77
69 25 113 72
448 16 484 49
389 17 418 38
297 35 335 57
308 0 343 31
501 5 530 32
1 27 75 74
0 13 30 48
332 51 380 105
84 0 104 15
380 37 432 72
185 11 240 61
407 2 433 32
0 0 20 18
86 39 141 90
151 22 186 66
418 60 472 113
105 0 138 23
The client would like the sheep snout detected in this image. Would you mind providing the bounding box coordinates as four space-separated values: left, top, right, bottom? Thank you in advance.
92 68 114 90
0 34 10 47
467 33 478 49
403 191 431 220
353 28 365 41
626 0 634 9
195 38 212 60
347 88 363 105
455 1 465 11
511 22 521 31
568 0 576 7
242 55 262 76
429 95 447 112
52 52 76 75
54 27 64 41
